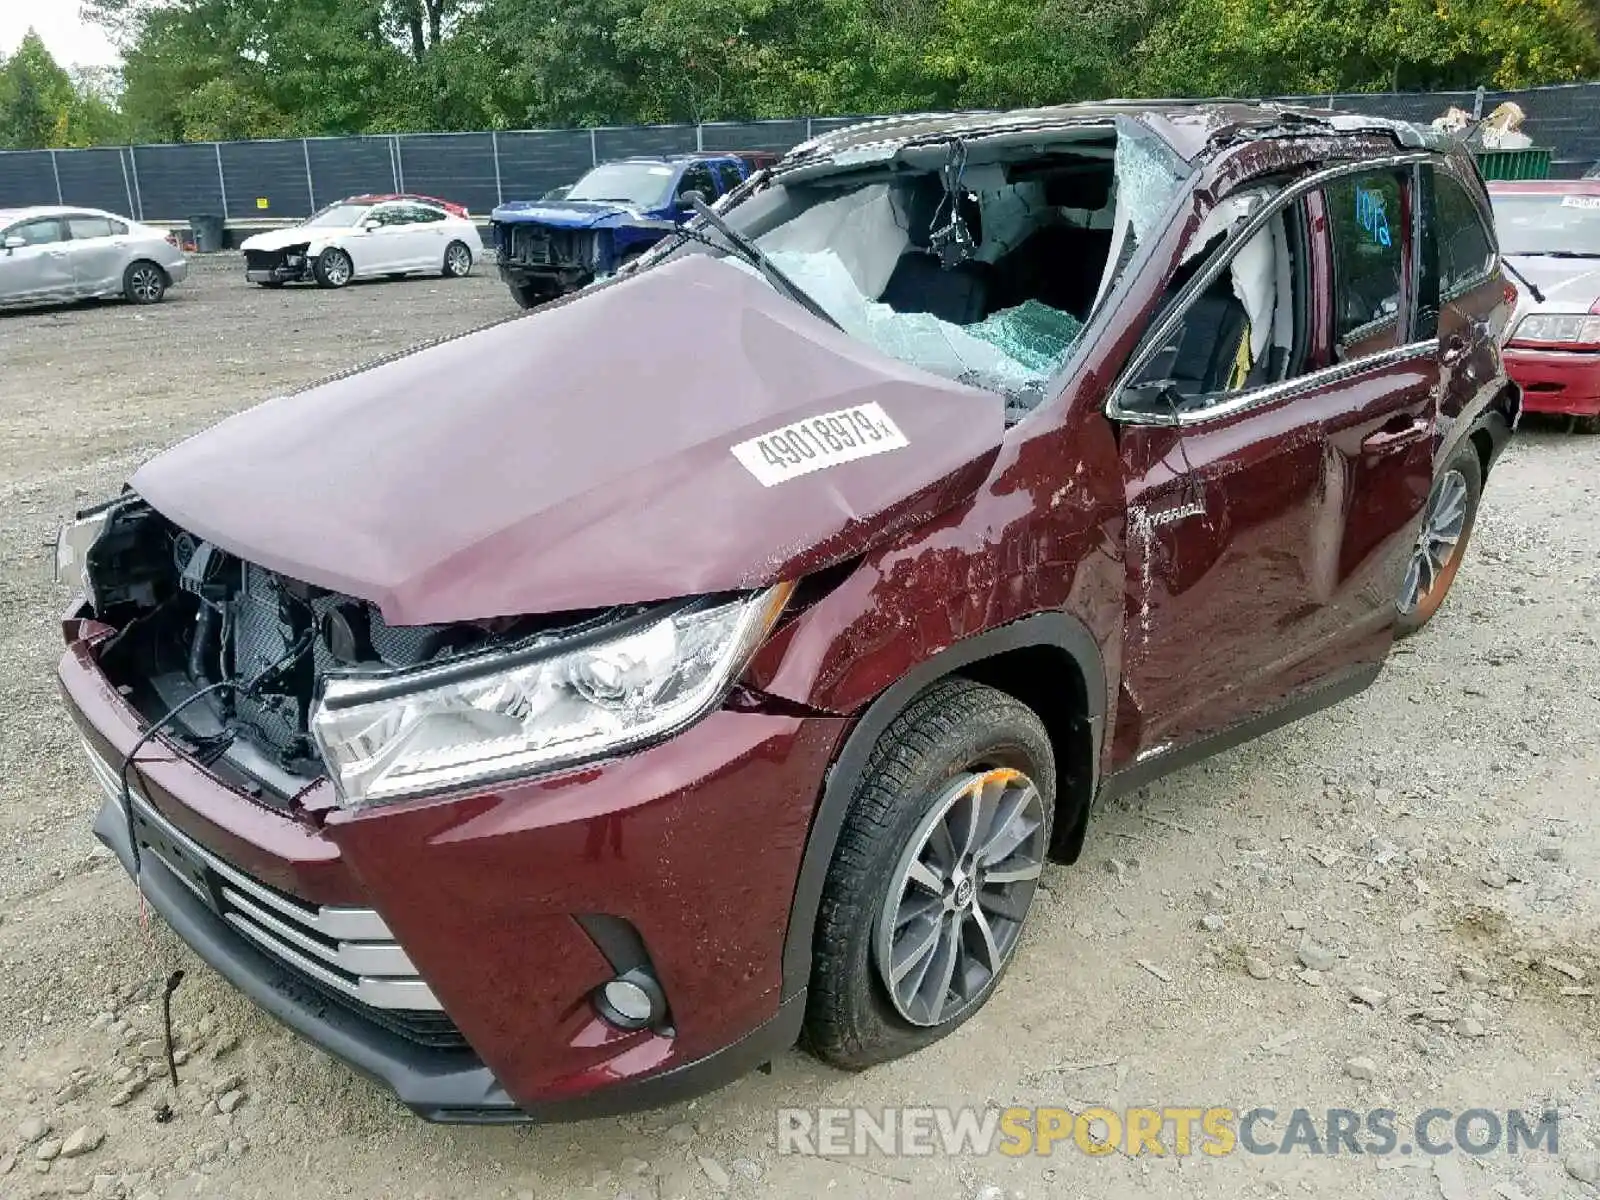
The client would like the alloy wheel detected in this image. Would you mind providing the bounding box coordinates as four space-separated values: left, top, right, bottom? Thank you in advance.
323 251 351 286
1398 469 1469 616
129 266 163 302
446 244 472 276
874 767 1048 1027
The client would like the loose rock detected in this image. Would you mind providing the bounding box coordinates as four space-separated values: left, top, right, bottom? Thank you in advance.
1350 984 1387 1007
59 1127 104 1159
697 1156 730 1191
217 1090 245 1114
1199 913 1226 933
1344 1057 1377 1081
1456 1017 1486 1038
17 1117 50 1145
1480 868 1509 889
664 1122 695 1145
1283 910 1308 930
1297 938 1337 972
1565 1149 1600 1184
1457 965 1493 986
36 1138 63 1162
1244 956 1273 980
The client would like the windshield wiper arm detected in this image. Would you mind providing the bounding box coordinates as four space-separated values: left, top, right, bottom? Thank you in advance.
1500 257 1546 303
689 196 842 332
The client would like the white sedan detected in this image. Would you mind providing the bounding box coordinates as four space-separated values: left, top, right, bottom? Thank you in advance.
0 206 188 310
240 198 484 289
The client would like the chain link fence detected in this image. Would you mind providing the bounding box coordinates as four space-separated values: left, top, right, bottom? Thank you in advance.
1 83 1595 223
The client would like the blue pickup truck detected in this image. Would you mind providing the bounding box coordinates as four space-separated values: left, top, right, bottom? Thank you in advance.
490 152 777 307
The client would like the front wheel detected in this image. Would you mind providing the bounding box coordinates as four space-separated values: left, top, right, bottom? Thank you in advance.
508 280 556 309
805 678 1054 1070
443 240 473 278
123 261 167 304
1396 443 1483 636
313 247 353 289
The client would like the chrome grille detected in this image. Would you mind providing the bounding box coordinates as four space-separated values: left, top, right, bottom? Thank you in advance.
81 738 443 1014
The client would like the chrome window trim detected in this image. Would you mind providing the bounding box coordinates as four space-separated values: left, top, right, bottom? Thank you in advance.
1106 151 1436 429
1111 338 1440 427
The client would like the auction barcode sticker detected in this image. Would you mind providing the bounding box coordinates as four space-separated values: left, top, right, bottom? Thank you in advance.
731 402 909 486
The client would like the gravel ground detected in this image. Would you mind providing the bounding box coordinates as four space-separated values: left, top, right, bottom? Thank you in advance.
2 256 1599 1200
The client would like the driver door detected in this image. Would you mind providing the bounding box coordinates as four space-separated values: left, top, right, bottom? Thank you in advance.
1107 167 1437 774
349 203 408 274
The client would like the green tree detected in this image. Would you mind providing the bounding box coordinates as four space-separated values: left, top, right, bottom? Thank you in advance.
0 31 77 148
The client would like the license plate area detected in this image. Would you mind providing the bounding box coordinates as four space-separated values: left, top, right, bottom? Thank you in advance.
131 806 222 911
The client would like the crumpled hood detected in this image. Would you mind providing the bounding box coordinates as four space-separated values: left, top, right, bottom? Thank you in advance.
239 227 327 252
131 256 1005 625
1506 254 1600 309
490 200 651 230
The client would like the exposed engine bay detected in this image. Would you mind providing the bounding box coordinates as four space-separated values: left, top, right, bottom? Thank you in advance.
85 497 606 803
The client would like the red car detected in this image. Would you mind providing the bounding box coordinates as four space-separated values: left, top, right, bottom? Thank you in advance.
1489 180 1600 430
56 102 1517 1122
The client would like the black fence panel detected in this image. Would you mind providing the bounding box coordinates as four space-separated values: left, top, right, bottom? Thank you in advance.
595 124 696 160
701 119 810 153
494 129 595 202
396 133 499 214
305 136 397 208
221 139 313 220
6 82 1600 222
0 150 58 209
55 147 133 214
131 143 224 221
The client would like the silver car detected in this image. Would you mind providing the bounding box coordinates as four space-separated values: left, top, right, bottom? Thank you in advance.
0 206 189 310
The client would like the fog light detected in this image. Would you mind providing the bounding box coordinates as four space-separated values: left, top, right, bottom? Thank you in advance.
594 968 666 1031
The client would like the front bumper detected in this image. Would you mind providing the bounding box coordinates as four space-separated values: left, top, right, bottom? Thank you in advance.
61 626 848 1120
1503 346 1600 417
244 254 314 284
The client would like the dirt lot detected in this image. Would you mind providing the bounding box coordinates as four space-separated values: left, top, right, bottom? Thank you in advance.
2 255 1599 1200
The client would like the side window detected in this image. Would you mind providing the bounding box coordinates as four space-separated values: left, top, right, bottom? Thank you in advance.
369 206 403 227
714 162 744 194
677 165 717 203
1432 169 1495 296
406 204 446 224
1322 172 1406 354
67 216 115 240
109 219 128 235
1127 201 1312 412
8 218 67 246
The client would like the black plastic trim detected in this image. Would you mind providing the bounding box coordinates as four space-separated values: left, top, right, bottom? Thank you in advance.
778 611 1106 1000
1097 661 1381 802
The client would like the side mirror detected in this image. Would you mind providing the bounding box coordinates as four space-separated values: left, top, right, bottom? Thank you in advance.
1119 378 1186 415
359 220 380 232
676 189 708 213
2 236 24 252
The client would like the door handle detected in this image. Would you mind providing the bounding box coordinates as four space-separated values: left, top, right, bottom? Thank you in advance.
1362 416 1429 453
1440 334 1470 367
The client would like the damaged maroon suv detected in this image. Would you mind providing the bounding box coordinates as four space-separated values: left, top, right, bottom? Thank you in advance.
57 102 1518 1121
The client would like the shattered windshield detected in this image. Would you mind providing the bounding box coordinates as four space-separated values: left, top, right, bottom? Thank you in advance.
567 162 677 208
685 123 1182 415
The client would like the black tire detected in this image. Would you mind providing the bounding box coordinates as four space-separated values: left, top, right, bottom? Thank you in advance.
313 247 353 289
804 678 1055 1070
443 240 473 278
123 261 167 305
1576 415 1600 435
1396 442 1483 637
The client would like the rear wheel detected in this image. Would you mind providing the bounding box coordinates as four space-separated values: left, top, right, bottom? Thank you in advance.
443 240 473 278
805 678 1054 1070
1396 443 1483 636
1575 414 1600 435
313 247 353 289
123 261 167 304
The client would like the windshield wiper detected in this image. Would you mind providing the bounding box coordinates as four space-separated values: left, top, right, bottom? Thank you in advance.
689 196 843 332
1500 257 1546 303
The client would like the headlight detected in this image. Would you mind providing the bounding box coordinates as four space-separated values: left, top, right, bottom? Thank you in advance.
54 509 113 603
311 584 793 808
1513 313 1600 346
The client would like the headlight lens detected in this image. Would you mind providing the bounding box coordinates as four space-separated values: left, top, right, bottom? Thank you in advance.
1513 313 1600 346
54 510 112 603
311 584 792 808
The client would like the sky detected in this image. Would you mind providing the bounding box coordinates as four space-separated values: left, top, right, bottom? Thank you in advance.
1 0 120 68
